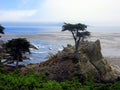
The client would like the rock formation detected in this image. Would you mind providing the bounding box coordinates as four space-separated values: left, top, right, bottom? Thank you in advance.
20 40 120 82
80 40 120 82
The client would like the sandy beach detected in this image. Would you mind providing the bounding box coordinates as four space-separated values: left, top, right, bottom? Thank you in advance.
1 32 120 66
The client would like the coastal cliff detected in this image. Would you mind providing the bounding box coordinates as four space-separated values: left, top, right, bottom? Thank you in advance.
21 40 120 83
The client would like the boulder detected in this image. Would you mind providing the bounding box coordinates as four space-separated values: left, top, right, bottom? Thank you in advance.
29 44 39 50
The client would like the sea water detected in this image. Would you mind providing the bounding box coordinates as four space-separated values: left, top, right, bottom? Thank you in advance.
1 24 120 65
2 25 69 65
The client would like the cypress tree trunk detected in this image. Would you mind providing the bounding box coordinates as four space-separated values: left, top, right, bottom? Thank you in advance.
15 52 21 69
75 42 78 53
74 37 81 53
16 56 19 69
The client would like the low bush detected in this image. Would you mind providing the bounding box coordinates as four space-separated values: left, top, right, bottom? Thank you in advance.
0 71 120 90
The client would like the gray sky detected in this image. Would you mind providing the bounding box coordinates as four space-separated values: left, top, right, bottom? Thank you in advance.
0 0 120 26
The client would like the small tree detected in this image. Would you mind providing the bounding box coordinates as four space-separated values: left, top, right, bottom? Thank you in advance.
0 25 4 63
62 23 90 53
0 25 5 34
5 38 30 68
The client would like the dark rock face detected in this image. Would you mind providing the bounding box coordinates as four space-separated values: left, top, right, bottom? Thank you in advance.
21 40 120 83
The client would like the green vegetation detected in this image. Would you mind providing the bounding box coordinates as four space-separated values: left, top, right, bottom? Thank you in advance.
62 23 90 53
5 38 30 68
0 24 120 90
0 25 4 34
0 71 120 90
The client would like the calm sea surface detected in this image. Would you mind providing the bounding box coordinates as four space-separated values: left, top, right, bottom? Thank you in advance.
4 26 120 34
4 26 60 34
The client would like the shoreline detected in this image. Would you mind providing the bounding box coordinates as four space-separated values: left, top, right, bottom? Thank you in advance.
1 32 120 66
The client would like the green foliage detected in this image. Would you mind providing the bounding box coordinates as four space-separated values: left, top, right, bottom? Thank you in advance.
0 25 4 34
42 80 62 90
5 38 30 68
0 71 120 90
6 38 30 55
0 60 3 73
110 81 120 90
62 23 90 53
0 72 45 90
62 23 87 31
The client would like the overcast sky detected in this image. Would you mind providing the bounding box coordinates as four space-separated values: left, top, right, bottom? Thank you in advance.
0 0 120 26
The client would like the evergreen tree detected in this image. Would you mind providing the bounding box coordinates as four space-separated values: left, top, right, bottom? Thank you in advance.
62 23 90 53
5 38 30 68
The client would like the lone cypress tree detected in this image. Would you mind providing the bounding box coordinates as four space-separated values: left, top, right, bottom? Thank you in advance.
62 23 90 53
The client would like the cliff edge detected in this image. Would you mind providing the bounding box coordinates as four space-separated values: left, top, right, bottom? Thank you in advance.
18 40 120 82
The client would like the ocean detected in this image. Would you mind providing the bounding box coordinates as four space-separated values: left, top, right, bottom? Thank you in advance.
4 26 120 34
4 26 60 34
2 25 69 65
1 24 120 65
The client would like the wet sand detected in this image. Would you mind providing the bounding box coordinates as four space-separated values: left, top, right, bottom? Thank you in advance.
1 32 120 66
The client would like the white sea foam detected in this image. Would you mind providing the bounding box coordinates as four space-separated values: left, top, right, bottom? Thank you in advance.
32 51 47 54
58 48 63 51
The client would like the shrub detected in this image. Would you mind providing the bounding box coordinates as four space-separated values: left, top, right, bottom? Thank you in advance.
0 71 120 90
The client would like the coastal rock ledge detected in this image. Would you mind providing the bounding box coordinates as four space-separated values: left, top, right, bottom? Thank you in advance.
21 40 120 83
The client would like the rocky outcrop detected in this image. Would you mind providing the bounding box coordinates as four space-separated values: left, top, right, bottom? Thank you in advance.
20 40 120 83
29 44 39 50
79 40 120 82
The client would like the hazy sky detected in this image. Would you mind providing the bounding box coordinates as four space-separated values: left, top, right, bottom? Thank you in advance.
0 0 120 26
